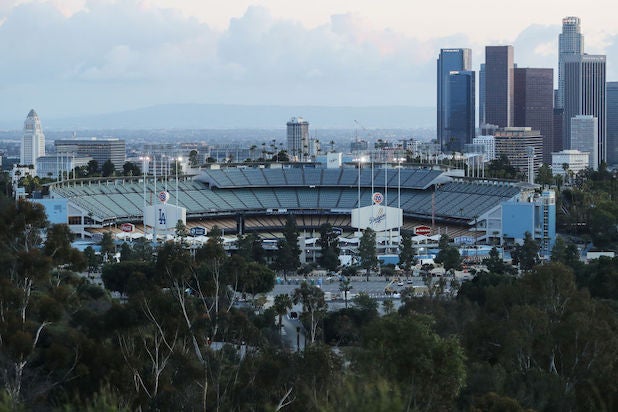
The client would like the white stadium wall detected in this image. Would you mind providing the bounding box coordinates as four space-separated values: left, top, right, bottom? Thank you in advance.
144 203 187 234
351 205 403 231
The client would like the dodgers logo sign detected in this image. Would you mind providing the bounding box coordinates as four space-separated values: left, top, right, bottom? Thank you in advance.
372 192 384 205
158 191 170 203
369 207 386 225
158 208 167 225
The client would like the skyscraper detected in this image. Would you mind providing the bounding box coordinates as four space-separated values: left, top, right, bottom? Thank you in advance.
485 46 514 128
557 17 584 109
445 71 475 153
563 54 606 165
514 68 554 163
570 115 598 169
494 127 543 177
436 48 472 150
286 117 309 161
479 63 486 127
607 82 618 166
20 109 45 169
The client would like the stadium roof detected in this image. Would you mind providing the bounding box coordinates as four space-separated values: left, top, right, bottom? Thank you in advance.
195 167 447 190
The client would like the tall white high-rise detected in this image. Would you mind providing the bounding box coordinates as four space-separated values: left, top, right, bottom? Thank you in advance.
557 17 584 109
287 117 309 161
20 109 46 169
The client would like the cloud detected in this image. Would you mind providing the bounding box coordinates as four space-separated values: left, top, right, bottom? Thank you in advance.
513 24 559 70
2 1 605 125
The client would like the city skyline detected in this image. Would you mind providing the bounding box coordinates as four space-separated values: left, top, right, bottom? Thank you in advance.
2 1 618 125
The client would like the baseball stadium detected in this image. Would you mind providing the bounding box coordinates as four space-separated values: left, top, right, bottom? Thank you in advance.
47 166 526 253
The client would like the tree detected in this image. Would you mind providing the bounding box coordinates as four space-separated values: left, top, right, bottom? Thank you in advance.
357 314 467 411
536 163 553 187
435 245 461 271
512 231 540 271
438 233 451 250
273 294 293 333
484 246 508 274
238 262 275 304
486 154 519 180
464 263 618 411
100 231 116 262
188 150 199 167
119 242 134 262
398 232 416 274
317 223 340 274
358 228 379 281
589 206 618 248
550 237 582 271
86 160 99 176
352 292 378 318
132 237 155 262
102 159 115 177
339 277 353 309
175 219 189 243
272 150 289 162
382 299 395 314
0 199 64 406
273 215 301 279
122 161 141 176
237 233 266 264
292 282 327 344
83 245 101 272
44 223 84 269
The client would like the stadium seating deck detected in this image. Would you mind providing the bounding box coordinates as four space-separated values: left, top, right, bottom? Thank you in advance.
49 168 520 227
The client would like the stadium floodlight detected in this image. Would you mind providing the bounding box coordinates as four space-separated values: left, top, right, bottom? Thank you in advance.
176 156 183 213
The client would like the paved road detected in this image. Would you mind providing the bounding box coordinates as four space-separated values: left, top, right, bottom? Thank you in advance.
280 315 306 352
272 277 426 298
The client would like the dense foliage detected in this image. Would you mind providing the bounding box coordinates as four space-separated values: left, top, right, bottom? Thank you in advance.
2 190 618 411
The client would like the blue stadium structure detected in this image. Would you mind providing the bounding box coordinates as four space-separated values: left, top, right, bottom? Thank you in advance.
49 166 522 244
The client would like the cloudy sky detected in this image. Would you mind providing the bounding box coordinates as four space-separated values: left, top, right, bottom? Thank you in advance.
1 0 618 124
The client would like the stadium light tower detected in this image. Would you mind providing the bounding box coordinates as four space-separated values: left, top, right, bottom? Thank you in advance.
176 156 182 212
356 155 367 237
140 156 149 236
397 157 405 209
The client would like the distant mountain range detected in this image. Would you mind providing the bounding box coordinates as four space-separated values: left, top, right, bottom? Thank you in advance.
34 104 435 130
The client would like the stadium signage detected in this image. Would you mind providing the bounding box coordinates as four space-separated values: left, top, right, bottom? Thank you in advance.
351 205 403 231
189 226 206 237
454 236 475 244
369 207 386 224
158 191 170 203
120 223 134 233
414 225 431 236
372 192 384 205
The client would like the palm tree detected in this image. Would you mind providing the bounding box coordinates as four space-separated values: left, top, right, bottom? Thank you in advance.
274 294 293 333
562 163 570 184
339 277 353 309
